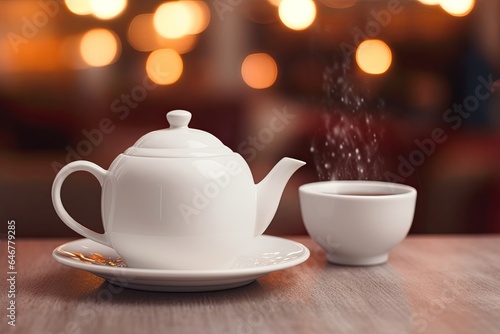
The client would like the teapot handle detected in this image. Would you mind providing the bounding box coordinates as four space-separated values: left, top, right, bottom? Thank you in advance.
52 161 112 248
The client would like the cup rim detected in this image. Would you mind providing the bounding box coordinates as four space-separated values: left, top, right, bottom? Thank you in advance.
299 180 417 198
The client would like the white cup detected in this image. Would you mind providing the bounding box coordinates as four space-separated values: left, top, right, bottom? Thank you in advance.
299 180 417 266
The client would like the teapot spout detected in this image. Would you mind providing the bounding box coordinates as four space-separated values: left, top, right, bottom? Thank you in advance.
255 158 306 236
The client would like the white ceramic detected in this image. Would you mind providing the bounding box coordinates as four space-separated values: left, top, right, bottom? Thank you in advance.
52 110 305 270
299 180 417 266
52 236 310 292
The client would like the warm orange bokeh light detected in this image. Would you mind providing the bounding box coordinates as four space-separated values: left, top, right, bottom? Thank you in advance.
65 0 92 15
153 1 209 39
90 0 127 20
439 0 474 17
146 49 183 85
183 1 210 35
278 0 316 31
355 39 392 75
154 2 192 38
128 13 199 53
127 14 157 51
241 53 278 89
80 29 120 67
267 0 282 7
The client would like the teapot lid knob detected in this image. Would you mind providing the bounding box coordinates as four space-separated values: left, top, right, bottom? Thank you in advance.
167 110 191 128
125 109 233 157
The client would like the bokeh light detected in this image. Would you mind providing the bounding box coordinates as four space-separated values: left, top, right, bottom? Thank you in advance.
153 1 209 39
267 0 282 7
157 35 198 54
154 2 192 38
439 0 474 17
80 29 120 67
90 0 127 20
355 39 392 75
128 13 198 53
146 49 183 85
128 14 157 51
65 0 92 15
278 0 316 31
184 1 210 35
241 53 278 89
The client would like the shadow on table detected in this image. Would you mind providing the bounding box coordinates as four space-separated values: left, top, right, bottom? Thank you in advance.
24 266 288 305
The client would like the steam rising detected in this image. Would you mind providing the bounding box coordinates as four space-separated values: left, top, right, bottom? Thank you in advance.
312 61 386 181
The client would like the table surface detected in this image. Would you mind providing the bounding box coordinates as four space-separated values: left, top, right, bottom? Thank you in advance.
1 235 500 334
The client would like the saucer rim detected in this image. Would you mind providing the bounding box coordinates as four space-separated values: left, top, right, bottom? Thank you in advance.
52 235 310 279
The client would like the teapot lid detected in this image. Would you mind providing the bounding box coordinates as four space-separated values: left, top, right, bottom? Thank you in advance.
124 110 233 157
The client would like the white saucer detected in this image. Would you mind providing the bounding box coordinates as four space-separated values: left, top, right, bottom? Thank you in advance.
52 235 310 292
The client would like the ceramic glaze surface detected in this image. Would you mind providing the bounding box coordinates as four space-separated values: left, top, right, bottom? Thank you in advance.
102 154 255 269
52 110 305 269
52 236 311 292
299 181 417 266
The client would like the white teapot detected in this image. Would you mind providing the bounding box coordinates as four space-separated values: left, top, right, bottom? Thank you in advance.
52 110 305 269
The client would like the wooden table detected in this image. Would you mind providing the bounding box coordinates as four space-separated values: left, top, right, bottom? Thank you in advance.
1 236 500 334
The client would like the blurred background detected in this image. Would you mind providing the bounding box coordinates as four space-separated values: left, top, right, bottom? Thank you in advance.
1 0 499 237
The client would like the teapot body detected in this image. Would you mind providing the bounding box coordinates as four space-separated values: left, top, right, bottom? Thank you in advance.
52 110 305 270
102 153 256 269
